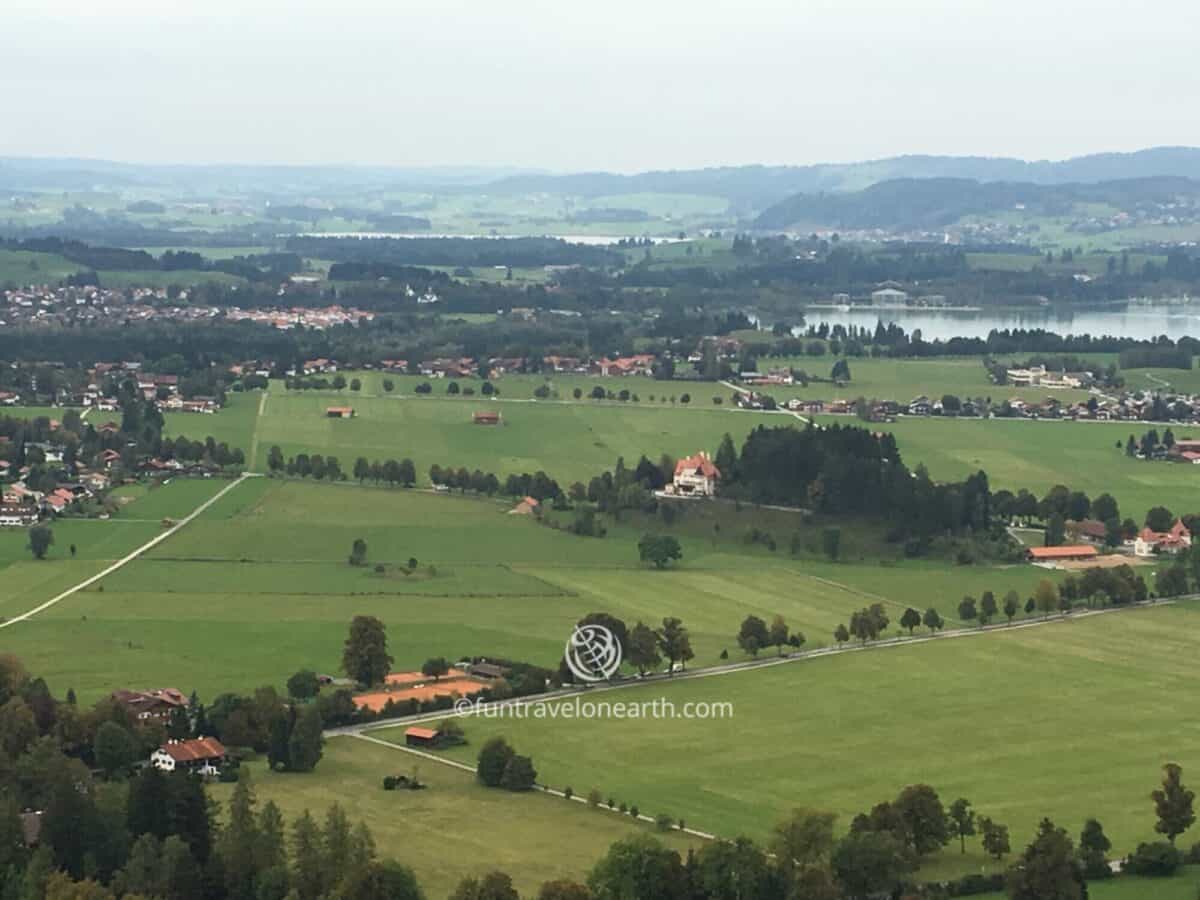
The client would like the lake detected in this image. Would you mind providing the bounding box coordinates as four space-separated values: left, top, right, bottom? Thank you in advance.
792 302 1200 342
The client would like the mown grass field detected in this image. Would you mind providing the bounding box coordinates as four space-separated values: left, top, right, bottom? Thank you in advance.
0 478 229 620
160 360 1200 523
391 601 1200 880
209 738 697 898
763 356 1093 405
837 415 1200 521
208 385 777 482
0 478 1065 701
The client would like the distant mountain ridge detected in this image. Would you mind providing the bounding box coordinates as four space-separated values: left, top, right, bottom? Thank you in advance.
5 148 1200 210
752 174 1200 232
481 147 1200 209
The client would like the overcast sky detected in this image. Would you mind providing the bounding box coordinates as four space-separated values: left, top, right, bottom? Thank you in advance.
3 0 1197 173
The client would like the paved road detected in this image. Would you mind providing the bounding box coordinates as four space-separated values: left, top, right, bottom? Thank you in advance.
0 473 257 630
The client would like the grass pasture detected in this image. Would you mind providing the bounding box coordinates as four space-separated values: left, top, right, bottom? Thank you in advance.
0 248 82 284
0 478 1066 700
161 365 1199 523
391 601 1200 880
210 737 698 898
0 477 229 622
837 415 1200 521
213 386 776 481
765 356 1093 406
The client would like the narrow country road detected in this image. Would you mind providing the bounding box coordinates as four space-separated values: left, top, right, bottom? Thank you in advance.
0 473 258 630
328 597 1181 736
333 596 1183 844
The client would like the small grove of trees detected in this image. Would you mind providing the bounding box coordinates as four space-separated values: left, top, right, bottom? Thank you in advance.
476 736 537 792
836 603 890 644
737 615 802 657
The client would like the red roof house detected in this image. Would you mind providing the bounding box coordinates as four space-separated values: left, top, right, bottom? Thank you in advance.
671 452 721 497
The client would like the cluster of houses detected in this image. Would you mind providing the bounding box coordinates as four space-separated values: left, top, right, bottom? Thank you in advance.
729 390 1200 425
0 419 113 527
1026 518 1192 566
360 353 659 379
82 362 221 414
0 284 372 333
110 687 229 775
1003 365 1086 390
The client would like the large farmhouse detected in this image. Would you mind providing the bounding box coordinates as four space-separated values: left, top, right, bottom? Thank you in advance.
1134 520 1191 557
671 452 721 497
111 688 188 725
150 737 227 775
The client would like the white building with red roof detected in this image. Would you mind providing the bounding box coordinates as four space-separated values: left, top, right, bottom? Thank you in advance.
1134 520 1191 557
150 737 226 775
671 452 721 497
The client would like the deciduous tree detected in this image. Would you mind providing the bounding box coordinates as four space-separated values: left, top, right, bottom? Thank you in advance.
1153 763 1195 844
341 616 392 685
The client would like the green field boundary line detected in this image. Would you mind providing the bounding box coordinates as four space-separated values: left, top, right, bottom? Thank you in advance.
0 473 259 630
346 732 720 841
801 573 905 610
246 390 268 470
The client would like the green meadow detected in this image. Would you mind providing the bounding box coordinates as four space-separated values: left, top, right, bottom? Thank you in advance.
165 370 1200 523
0 477 229 620
0 248 82 284
0 478 1063 701
394 601 1200 880
765 356 1093 405
202 386 778 482
841 415 1200 521
210 737 698 899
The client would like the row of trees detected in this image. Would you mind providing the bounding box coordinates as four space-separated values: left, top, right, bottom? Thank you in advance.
565 613 695 680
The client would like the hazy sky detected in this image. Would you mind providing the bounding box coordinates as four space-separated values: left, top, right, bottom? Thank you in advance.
4 0 1197 172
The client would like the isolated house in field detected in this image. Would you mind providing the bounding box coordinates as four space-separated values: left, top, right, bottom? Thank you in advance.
671 452 721 497
1134 520 1192 557
404 726 440 747
508 496 540 515
326 406 355 418
472 411 501 425
150 737 226 775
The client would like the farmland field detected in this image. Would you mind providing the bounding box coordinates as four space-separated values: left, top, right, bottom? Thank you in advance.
763 356 1093 405
210 737 697 898
196 385 780 481
836 415 1200 521
0 477 230 621
386 601 1200 880
0 477 1067 701
160 364 1200 524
